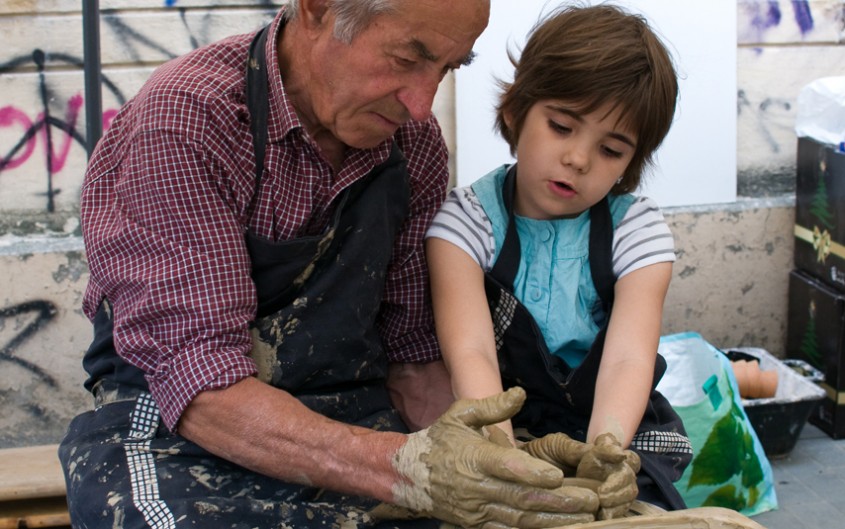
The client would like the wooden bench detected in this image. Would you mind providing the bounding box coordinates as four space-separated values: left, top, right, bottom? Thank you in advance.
0 444 70 528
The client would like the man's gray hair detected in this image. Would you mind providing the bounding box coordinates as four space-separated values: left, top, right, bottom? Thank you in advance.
283 0 399 43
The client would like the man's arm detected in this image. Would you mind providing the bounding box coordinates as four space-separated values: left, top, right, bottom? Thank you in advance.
179 377 404 500
180 380 604 528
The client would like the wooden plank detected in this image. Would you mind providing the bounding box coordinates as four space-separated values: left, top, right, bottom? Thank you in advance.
0 445 66 502
0 497 70 529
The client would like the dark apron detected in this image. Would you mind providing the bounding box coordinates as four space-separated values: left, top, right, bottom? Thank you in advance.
60 23 438 529
484 165 691 510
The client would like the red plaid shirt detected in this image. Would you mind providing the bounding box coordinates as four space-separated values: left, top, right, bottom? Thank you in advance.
81 11 449 429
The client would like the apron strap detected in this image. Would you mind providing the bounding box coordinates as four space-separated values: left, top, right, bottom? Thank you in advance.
588 195 614 311
245 24 272 215
489 164 615 312
489 165 522 288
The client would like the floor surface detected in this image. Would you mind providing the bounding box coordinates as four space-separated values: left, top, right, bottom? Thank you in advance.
750 422 845 529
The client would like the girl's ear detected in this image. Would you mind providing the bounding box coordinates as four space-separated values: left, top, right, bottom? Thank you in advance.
503 110 514 130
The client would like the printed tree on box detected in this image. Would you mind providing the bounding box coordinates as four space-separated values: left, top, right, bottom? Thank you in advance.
811 167 834 230
800 300 822 368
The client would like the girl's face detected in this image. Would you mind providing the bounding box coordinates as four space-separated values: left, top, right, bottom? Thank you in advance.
508 100 638 220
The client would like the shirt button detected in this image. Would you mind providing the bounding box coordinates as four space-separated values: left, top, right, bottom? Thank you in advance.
540 228 553 242
531 289 543 301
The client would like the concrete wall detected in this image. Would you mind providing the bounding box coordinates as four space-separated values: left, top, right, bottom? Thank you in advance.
0 0 842 447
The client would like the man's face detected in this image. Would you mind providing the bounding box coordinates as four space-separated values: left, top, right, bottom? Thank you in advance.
299 0 489 149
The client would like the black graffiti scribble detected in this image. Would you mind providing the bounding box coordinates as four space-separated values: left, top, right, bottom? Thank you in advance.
0 301 59 388
0 50 127 212
737 88 792 154
0 51 126 104
105 5 276 62
1 6 279 212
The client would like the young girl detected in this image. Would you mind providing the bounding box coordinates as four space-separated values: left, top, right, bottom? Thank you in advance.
426 4 693 510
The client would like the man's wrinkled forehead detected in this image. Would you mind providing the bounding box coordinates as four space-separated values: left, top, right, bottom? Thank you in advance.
388 0 488 63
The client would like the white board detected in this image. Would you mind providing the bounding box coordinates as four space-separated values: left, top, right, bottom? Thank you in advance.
455 0 737 208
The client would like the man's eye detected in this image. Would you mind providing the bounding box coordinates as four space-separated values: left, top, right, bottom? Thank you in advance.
393 56 416 68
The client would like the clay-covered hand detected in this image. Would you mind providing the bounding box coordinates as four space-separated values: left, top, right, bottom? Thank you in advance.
391 387 599 529
521 432 591 476
521 432 639 520
575 433 641 520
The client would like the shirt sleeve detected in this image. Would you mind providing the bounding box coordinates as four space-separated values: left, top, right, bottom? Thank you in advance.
425 186 496 270
612 196 676 278
376 119 450 363
82 126 258 430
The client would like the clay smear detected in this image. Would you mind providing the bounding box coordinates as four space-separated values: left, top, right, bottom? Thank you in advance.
548 506 768 529
391 431 434 513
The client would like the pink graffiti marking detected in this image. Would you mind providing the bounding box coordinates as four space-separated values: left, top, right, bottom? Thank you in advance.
1 93 117 174
0 106 36 170
44 93 83 173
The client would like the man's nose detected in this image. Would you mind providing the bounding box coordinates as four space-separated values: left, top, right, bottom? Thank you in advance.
396 75 441 122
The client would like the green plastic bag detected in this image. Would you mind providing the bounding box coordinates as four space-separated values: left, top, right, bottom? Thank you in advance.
656 332 778 516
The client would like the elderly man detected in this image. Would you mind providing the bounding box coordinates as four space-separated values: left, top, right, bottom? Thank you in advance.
59 1 636 527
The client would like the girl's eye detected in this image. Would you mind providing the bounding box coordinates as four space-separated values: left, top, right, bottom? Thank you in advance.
548 120 571 134
602 146 624 159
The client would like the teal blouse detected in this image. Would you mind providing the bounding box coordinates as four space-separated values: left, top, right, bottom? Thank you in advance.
472 165 635 367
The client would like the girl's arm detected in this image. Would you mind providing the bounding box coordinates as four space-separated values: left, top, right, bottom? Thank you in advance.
587 261 673 447
425 237 513 438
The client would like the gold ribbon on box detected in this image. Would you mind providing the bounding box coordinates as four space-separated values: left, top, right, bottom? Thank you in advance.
820 383 845 406
795 224 843 263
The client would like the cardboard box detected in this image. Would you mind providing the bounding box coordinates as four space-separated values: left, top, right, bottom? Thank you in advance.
795 137 845 291
787 269 845 438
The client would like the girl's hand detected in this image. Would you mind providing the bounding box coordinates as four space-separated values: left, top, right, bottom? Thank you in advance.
518 431 640 519
575 433 641 519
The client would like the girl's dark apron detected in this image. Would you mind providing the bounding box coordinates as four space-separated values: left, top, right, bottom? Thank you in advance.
59 24 438 529
485 166 692 510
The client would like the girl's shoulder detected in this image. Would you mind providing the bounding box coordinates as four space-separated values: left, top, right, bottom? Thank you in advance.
608 194 664 227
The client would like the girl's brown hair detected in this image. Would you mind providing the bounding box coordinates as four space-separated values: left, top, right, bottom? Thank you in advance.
495 3 678 194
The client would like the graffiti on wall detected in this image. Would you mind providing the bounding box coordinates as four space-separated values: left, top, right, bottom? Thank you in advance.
737 89 793 154
0 50 124 212
0 300 58 388
734 0 845 192
0 4 278 213
740 0 816 40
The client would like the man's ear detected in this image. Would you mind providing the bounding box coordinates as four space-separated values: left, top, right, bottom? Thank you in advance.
298 0 333 31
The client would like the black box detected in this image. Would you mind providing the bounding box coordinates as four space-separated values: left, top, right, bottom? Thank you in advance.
795 137 845 291
730 348 825 458
787 269 845 438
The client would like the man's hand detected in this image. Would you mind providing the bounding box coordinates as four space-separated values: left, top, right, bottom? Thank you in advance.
521 432 640 520
390 387 599 528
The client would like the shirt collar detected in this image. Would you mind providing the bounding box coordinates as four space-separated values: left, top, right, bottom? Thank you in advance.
264 9 304 144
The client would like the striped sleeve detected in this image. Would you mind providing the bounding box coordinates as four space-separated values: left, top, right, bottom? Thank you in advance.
425 186 496 270
612 196 676 278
